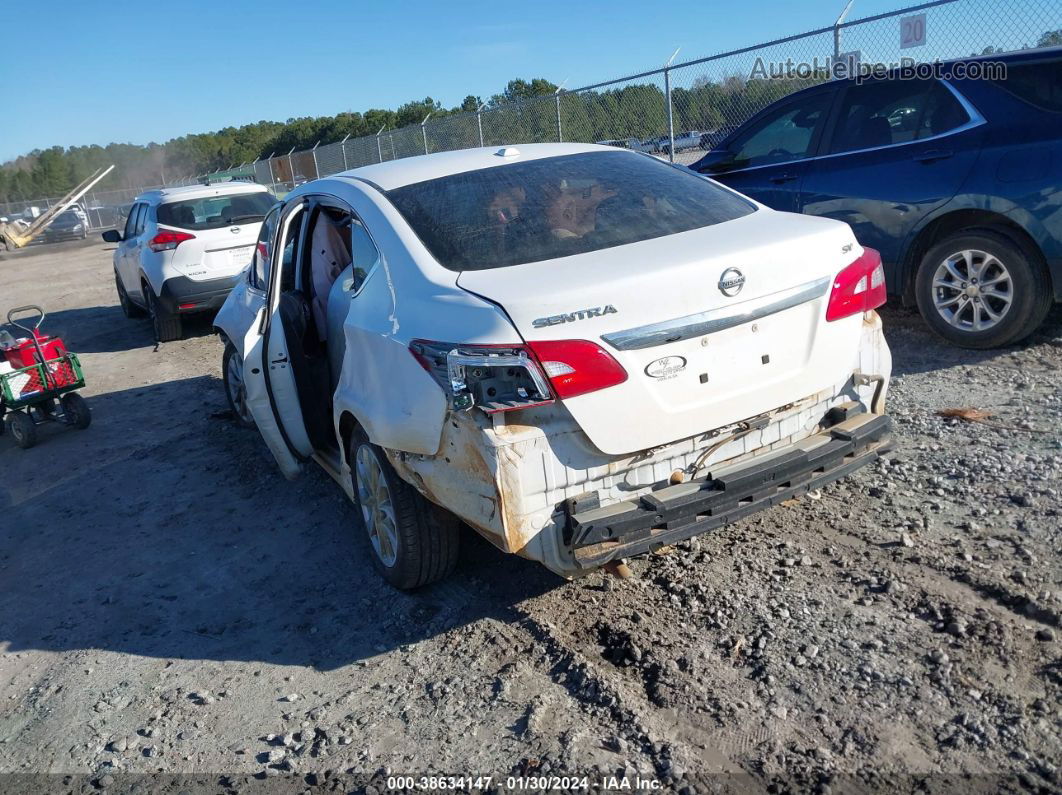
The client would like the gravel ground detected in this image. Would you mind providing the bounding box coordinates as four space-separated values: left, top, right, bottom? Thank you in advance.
0 238 1059 794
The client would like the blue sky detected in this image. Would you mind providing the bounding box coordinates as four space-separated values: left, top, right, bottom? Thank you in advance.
1 0 923 161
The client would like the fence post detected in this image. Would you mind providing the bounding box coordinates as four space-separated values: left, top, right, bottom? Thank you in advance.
286 147 296 187
376 126 385 163
834 1 854 66
555 89 563 143
340 134 350 170
477 104 485 147
664 49 681 162
421 113 433 155
310 140 321 179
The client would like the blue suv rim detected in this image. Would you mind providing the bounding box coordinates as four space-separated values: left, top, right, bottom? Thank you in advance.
931 249 1014 333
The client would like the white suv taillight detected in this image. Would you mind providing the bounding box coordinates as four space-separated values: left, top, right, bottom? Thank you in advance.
148 229 196 252
826 247 887 322
409 338 627 413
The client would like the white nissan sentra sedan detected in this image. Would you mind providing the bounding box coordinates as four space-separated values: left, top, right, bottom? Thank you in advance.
214 143 893 589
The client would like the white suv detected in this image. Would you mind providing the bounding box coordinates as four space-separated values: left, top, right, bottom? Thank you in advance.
103 183 275 341
215 144 893 589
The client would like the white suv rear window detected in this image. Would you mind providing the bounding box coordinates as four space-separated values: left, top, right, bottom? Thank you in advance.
157 192 275 231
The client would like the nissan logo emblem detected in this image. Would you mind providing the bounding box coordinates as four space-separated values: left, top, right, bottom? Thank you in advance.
718 267 745 297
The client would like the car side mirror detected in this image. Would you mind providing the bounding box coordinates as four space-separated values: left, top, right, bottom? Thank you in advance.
101 229 122 243
698 149 737 174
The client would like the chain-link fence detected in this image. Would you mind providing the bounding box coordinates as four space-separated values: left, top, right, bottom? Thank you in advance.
5 0 1058 220
239 0 1058 188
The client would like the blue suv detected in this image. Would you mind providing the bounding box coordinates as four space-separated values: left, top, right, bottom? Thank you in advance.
692 48 1062 349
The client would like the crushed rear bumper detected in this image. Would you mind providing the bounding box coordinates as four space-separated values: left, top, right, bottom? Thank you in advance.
565 408 892 569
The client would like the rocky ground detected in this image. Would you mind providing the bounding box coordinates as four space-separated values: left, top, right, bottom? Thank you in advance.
0 238 1059 794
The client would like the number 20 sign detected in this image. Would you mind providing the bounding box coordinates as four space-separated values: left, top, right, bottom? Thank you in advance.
901 13 927 49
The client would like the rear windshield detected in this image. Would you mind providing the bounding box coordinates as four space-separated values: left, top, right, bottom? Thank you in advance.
992 58 1062 112
386 151 756 271
156 191 275 231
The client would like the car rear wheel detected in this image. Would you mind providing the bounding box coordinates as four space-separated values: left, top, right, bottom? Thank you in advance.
115 272 144 318
145 284 182 342
222 343 254 427
349 428 459 589
915 230 1051 349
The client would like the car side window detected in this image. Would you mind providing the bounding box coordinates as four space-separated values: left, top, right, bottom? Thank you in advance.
726 94 832 169
123 204 142 239
829 79 959 155
250 205 281 290
277 206 305 293
992 58 1062 112
133 204 148 236
350 218 381 293
917 82 971 139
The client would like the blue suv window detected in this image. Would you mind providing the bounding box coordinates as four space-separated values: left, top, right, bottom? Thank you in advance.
993 59 1062 112
830 80 968 155
726 94 831 169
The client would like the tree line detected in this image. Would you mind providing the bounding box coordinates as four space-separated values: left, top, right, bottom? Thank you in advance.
0 78 561 204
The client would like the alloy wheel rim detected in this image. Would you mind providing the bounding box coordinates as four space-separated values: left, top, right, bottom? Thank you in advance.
931 249 1013 333
225 354 253 423
355 445 399 567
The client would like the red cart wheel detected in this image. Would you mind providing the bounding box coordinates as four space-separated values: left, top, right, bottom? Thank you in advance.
5 410 37 449
61 393 92 430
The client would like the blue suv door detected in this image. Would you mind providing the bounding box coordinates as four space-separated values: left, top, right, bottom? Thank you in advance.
695 87 837 213
798 78 984 289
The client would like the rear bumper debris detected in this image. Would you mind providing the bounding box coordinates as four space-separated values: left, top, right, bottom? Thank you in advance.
565 408 891 569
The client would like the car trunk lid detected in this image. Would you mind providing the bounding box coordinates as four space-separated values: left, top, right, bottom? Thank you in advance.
167 223 260 282
457 209 867 456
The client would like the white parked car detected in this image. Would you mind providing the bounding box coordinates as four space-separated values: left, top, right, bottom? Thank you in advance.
102 183 276 341
661 131 704 155
214 143 893 589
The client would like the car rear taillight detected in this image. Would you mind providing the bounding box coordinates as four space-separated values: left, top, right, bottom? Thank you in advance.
409 338 627 412
148 230 196 252
526 339 628 400
826 247 887 322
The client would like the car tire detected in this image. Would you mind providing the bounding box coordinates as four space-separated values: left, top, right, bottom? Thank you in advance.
145 284 182 342
115 272 145 318
5 410 37 449
222 342 255 428
349 428 459 589
60 392 92 430
915 230 1052 349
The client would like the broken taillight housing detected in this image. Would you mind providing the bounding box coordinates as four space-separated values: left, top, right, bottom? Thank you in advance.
148 229 196 252
409 338 627 412
410 340 553 412
826 247 887 322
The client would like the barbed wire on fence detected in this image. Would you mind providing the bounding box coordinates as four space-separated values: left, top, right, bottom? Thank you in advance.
4 0 1058 226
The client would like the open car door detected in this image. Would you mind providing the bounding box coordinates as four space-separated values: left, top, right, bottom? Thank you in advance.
241 199 314 479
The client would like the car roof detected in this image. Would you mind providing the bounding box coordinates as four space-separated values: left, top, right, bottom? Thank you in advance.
768 44 1062 105
133 182 269 205
332 142 634 191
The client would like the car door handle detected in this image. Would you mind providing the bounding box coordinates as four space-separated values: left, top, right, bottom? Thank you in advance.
769 173 799 184
913 149 954 163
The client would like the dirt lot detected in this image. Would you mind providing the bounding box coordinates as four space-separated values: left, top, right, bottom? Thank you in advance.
0 238 1059 793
